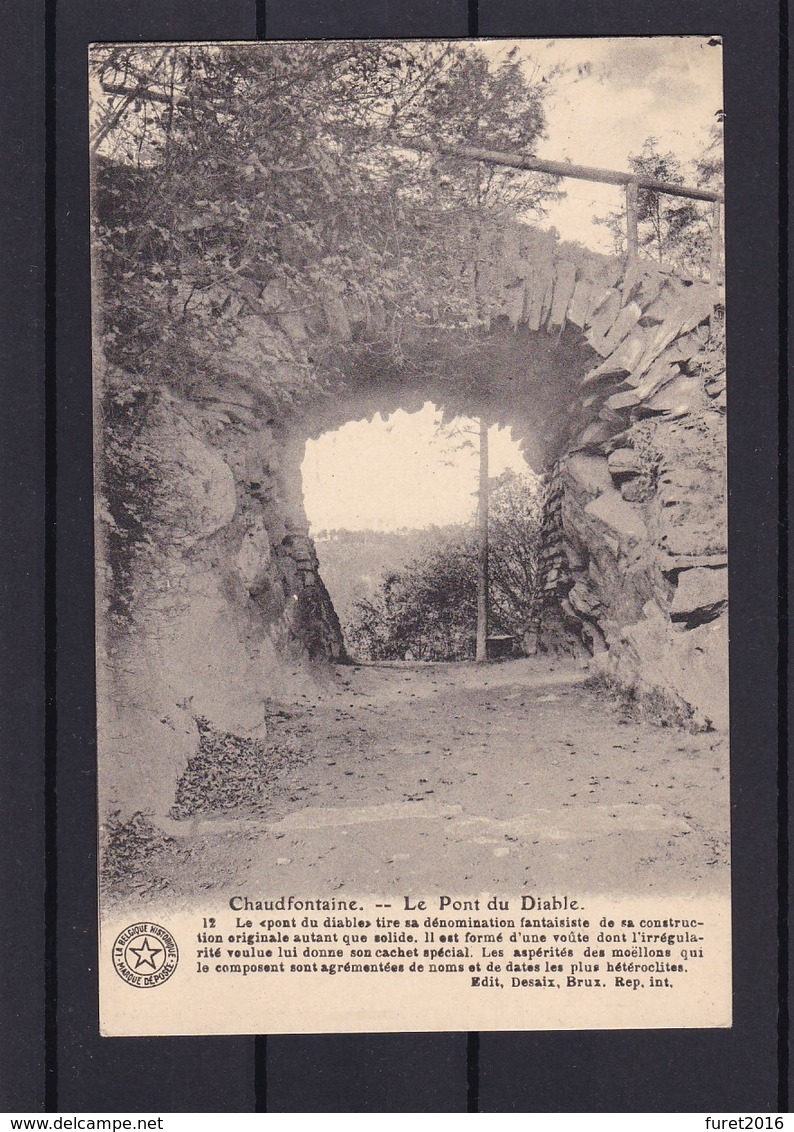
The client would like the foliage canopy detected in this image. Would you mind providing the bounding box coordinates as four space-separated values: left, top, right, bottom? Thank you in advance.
91 42 559 395
594 131 724 278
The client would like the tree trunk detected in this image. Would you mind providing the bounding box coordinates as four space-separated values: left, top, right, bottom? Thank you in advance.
476 417 489 662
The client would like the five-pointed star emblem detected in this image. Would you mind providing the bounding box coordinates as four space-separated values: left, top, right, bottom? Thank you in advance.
128 936 163 970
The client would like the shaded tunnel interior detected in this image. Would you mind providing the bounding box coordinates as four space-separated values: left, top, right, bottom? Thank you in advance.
279 322 600 658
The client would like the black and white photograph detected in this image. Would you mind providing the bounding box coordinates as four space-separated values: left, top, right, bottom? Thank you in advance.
90 37 731 1035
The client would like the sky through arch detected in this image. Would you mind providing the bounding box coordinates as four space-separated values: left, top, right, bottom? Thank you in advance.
301 402 531 533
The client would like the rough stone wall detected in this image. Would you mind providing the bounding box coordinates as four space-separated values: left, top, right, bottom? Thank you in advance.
528 316 728 730
98 386 343 818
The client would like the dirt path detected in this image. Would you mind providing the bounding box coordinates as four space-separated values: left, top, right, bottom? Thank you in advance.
116 657 730 906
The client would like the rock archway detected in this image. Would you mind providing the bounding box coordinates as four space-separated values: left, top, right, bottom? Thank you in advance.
97 220 727 818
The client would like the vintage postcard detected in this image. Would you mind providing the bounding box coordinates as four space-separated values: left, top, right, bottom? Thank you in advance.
91 37 730 1035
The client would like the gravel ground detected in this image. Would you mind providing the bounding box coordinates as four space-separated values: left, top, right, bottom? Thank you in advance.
104 657 730 907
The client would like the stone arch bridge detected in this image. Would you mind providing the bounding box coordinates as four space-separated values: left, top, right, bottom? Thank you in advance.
98 220 727 816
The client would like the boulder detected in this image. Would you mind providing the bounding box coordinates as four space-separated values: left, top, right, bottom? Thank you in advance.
669 567 728 623
610 609 729 731
585 487 647 542
574 419 622 451
643 373 702 416
658 551 728 572
606 360 678 411
568 581 604 618
607 447 642 478
651 417 728 558
566 453 613 496
149 409 238 544
234 515 273 586
705 371 726 398
98 696 199 820
620 476 651 503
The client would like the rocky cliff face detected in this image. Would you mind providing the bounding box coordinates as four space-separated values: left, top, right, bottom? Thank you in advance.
98 385 344 817
530 316 728 730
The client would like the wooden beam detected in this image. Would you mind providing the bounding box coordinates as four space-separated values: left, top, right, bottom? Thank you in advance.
625 181 639 258
710 200 723 285
399 137 724 204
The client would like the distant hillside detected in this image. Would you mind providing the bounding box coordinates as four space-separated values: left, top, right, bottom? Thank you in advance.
314 525 465 633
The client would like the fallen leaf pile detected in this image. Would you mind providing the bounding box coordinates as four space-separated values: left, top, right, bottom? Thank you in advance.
170 709 310 818
100 809 185 895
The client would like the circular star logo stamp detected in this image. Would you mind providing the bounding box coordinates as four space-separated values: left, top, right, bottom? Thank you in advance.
112 922 179 988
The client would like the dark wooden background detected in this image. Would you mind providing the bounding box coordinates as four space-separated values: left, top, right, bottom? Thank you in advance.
1 0 785 1111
